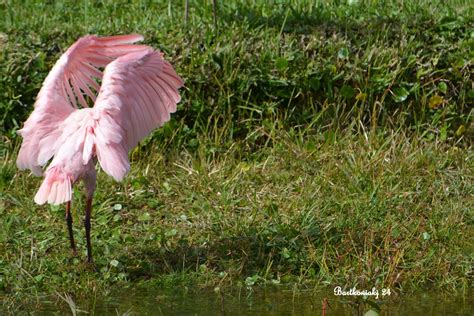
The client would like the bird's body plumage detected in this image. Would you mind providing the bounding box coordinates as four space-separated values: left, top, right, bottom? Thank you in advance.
17 34 183 205
16 34 183 262
34 109 98 204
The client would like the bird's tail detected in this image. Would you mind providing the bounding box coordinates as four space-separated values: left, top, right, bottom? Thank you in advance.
34 167 72 205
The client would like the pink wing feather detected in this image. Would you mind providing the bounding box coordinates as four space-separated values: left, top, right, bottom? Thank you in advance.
16 34 148 175
93 48 184 181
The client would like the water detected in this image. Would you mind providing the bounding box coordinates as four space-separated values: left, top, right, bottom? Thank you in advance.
3 287 473 315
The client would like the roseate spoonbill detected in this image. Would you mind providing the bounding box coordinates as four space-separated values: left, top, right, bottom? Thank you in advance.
16 34 183 263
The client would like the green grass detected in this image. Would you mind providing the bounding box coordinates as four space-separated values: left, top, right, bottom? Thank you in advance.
1 129 473 310
1 0 472 139
0 0 473 311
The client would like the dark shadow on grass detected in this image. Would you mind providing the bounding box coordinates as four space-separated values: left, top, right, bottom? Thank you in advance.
122 222 326 282
218 2 407 37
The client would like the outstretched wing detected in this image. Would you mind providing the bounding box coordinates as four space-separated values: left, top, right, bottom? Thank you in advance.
92 48 184 181
17 34 148 175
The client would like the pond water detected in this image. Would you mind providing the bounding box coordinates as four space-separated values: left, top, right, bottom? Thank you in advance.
4 286 473 315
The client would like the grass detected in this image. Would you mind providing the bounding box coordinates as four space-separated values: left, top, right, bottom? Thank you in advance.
1 128 473 310
0 0 473 312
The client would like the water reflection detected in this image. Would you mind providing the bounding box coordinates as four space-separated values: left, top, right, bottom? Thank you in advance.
4 286 473 315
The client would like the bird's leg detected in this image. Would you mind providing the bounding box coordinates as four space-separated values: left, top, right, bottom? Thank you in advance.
65 201 77 256
184 0 189 24
212 0 218 30
83 165 96 264
84 197 93 263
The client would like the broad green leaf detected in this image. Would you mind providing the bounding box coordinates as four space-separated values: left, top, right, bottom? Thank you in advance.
437 82 447 94
275 57 288 70
340 85 355 99
392 87 409 103
338 47 349 59
423 231 431 240
440 125 448 141
308 76 320 90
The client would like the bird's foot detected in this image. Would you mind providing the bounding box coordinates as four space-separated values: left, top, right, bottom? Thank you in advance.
85 258 99 272
67 249 79 264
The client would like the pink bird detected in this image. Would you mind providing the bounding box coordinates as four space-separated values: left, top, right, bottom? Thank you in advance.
16 34 184 263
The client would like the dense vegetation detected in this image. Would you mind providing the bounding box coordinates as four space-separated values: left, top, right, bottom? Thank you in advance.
0 0 472 312
1 1 472 141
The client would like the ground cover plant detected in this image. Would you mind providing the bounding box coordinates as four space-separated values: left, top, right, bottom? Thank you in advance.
0 0 472 312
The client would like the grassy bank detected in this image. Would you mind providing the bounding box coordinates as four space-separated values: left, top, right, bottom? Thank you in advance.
0 0 473 311
1 129 473 310
1 0 472 139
